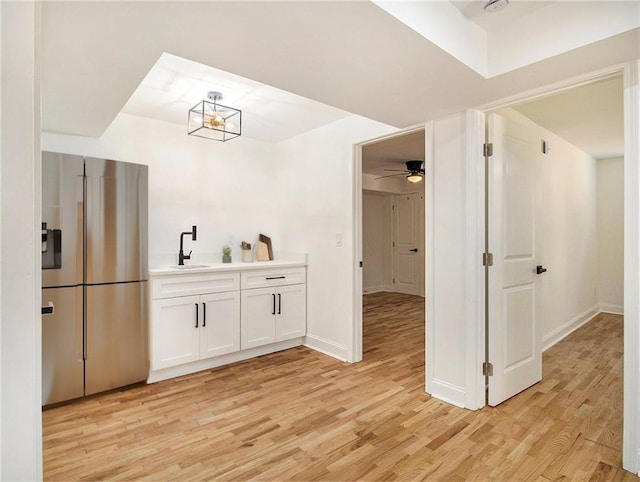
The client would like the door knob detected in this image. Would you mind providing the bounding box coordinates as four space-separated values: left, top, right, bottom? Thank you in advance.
410 248 418 252
536 265 547 275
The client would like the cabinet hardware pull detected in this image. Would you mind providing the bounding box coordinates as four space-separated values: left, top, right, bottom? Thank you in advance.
195 303 199 328
272 293 276 315
266 276 286 280
202 302 206 327
278 293 282 315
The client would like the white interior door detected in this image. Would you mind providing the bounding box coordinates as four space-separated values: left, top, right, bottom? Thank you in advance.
487 112 542 406
393 192 424 296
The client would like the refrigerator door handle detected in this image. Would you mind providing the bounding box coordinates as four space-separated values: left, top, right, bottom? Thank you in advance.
79 285 86 362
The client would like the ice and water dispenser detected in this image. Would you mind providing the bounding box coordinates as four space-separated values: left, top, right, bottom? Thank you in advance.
41 221 61 270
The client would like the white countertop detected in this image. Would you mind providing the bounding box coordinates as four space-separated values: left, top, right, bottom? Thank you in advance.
149 258 306 276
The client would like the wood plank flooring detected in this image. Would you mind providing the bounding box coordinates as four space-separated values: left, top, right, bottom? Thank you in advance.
43 292 636 481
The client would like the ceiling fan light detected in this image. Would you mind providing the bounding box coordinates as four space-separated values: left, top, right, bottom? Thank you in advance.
407 173 423 183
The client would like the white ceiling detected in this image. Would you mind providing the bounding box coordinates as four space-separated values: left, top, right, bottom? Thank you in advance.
450 1 556 32
41 1 639 151
362 76 623 178
121 53 351 143
375 1 639 77
512 76 623 160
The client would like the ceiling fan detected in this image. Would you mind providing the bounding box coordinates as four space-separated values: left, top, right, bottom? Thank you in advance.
376 160 425 183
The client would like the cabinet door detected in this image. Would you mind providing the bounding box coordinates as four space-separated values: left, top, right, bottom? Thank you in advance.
151 295 200 370
241 287 276 349
200 291 240 359
276 284 306 341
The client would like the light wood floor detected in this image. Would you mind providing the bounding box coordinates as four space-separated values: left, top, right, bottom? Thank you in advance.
43 292 636 481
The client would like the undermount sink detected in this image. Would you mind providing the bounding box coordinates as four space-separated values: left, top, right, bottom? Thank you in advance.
170 264 210 270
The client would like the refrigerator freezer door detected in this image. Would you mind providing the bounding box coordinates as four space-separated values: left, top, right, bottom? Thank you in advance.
41 152 84 289
85 158 148 284
84 282 149 396
42 287 84 405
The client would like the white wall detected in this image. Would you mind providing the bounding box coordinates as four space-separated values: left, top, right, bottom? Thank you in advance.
362 191 392 293
427 112 470 406
275 116 397 361
43 113 280 267
496 108 599 350
537 122 599 347
597 157 624 313
362 164 427 295
622 58 640 475
1 2 43 479
45 112 397 364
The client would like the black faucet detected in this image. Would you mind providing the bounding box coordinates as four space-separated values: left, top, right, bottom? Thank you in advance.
178 226 197 265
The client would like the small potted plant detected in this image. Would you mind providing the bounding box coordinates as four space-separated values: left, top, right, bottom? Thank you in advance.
222 245 232 263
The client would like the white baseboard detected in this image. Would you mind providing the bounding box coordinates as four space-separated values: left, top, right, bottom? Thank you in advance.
304 334 349 362
429 378 466 408
363 286 395 294
598 303 624 315
147 338 304 383
363 285 385 294
542 305 599 352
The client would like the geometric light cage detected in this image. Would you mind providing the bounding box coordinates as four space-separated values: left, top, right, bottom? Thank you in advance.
187 91 242 142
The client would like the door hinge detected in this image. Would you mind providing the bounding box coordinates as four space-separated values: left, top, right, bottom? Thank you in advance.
482 362 494 376
483 143 493 157
392 241 395 247
392 277 395 284
483 252 494 267
392 204 395 210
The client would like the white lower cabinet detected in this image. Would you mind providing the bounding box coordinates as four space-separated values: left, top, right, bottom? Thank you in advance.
200 291 241 359
149 265 306 378
151 291 240 370
152 294 201 369
240 271 306 350
150 272 241 371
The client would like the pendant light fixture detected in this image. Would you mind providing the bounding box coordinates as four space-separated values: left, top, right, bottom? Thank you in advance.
188 91 242 142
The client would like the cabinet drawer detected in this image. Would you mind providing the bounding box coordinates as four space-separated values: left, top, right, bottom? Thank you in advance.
241 268 306 289
152 272 240 299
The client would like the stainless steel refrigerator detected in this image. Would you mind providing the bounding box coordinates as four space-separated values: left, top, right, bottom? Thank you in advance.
41 151 148 406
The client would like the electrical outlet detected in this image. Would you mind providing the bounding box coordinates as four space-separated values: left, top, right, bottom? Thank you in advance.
336 233 343 247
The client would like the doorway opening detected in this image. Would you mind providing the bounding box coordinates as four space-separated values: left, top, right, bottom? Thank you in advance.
357 128 426 368
483 74 624 406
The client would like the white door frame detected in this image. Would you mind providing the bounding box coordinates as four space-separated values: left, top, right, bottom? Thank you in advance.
477 61 640 474
352 125 426 365
352 120 486 409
